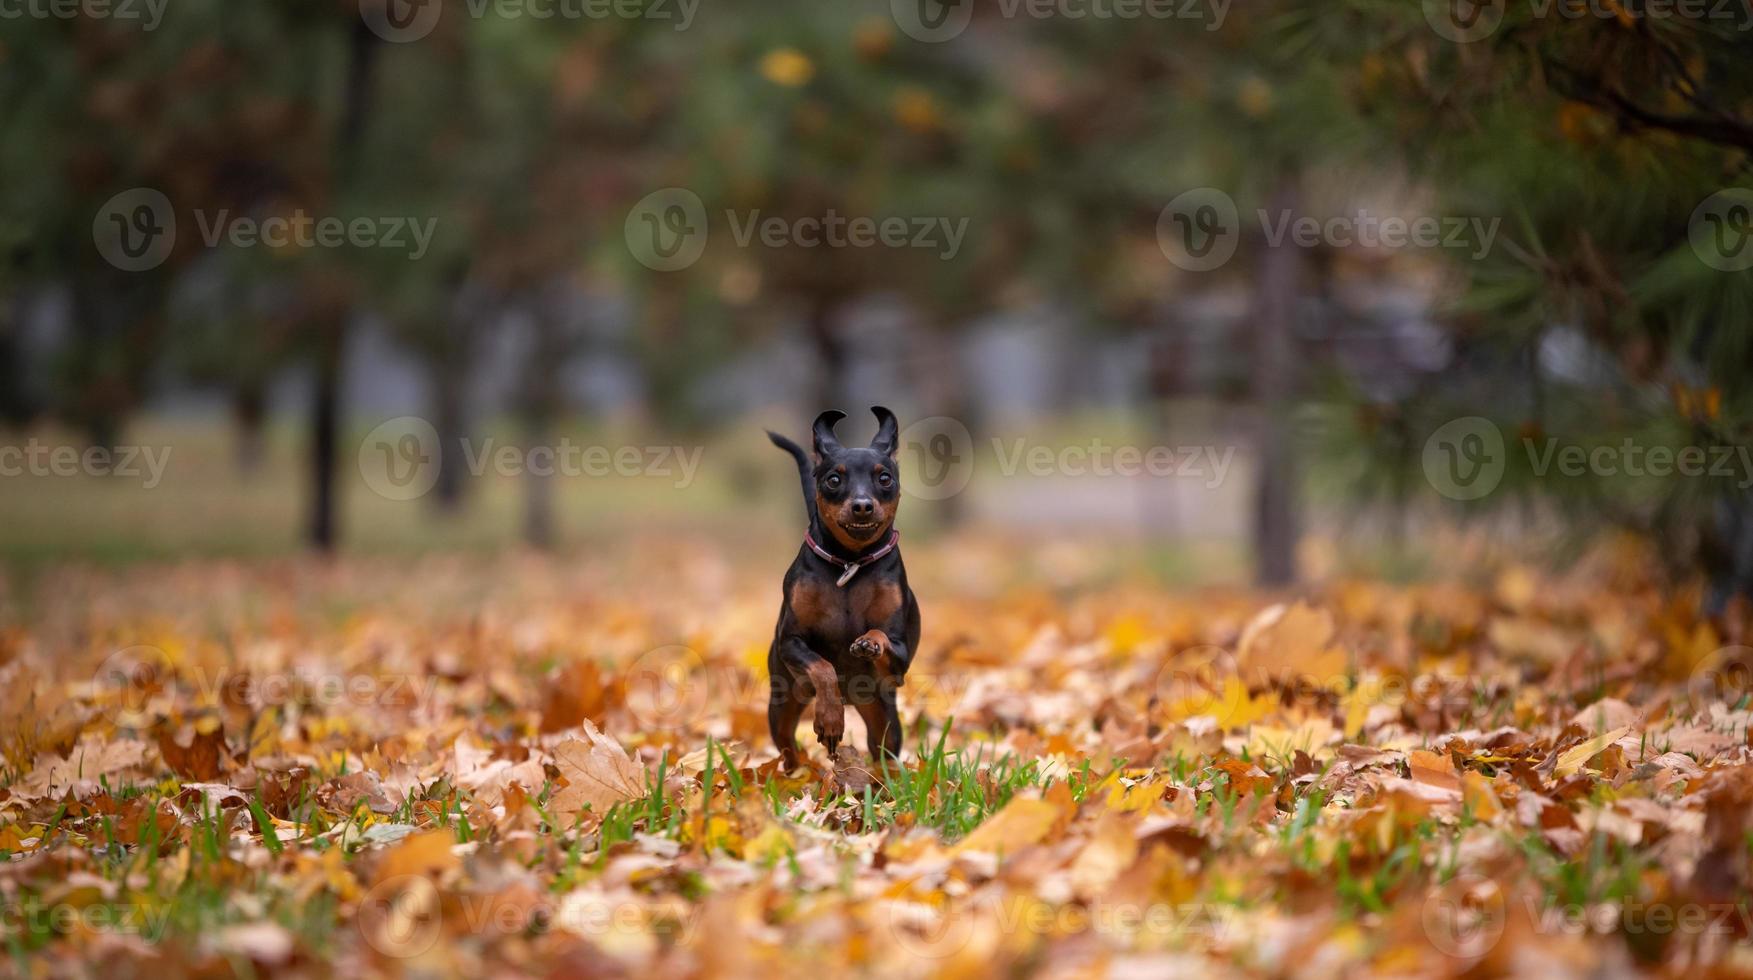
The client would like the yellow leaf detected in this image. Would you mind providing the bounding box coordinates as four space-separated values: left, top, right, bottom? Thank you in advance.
1243 718 1335 762
953 796 1063 856
1237 76 1273 118
892 87 942 133
1555 726 1630 778
1104 778 1164 814
1104 615 1150 654
760 48 814 87
1461 770 1503 821
743 824 793 864
374 830 458 885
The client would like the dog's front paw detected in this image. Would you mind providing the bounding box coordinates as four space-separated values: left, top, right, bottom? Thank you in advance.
849 630 889 661
813 699 844 756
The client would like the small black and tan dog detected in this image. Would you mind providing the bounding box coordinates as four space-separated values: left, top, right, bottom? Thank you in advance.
765 407 920 769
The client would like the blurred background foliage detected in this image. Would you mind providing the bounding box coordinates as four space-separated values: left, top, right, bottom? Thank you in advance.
0 0 1750 600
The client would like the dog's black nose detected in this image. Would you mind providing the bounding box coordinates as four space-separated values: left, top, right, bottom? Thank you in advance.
850 497 875 519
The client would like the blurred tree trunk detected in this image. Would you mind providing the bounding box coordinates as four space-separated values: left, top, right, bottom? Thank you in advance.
306 18 380 552
806 294 847 412
308 324 342 550
916 319 970 526
231 382 265 475
522 297 563 550
1251 177 1303 587
1706 491 1753 614
1147 319 1190 536
430 320 470 513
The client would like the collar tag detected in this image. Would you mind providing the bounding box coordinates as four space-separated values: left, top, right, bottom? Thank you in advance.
803 529 899 589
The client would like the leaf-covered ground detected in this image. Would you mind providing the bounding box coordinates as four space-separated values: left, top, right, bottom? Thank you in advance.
3 534 1752 977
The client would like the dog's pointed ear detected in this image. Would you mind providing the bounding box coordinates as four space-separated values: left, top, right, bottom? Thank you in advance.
812 410 847 458
869 406 899 456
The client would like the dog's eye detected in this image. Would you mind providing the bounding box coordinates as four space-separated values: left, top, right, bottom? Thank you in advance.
824 474 841 490
877 472 893 488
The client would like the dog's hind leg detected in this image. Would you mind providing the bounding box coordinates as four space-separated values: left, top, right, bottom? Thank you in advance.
768 679 807 771
852 693 902 764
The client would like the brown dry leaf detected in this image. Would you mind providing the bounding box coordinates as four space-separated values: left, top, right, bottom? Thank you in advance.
1069 812 1139 897
316 771 399 814
156 715 228 780
1408 749 1460 793
1237 602 1347 685
10 737 150 800
1570 697 1639 733
953 796 1065 856
547 720 647 820
539 658 606 733
1554 726 1631 778
373 829 459 884
1213 758 1275 797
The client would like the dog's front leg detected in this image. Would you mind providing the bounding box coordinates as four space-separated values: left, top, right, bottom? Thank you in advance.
775 634 844 759
849 629 910 685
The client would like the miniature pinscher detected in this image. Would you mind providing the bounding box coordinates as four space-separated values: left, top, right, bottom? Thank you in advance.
766 407 920 769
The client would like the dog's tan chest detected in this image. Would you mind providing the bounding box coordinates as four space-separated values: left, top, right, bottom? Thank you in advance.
789 576 901 645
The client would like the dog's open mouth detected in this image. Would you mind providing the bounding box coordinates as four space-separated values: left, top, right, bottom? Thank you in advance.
841 520 882 535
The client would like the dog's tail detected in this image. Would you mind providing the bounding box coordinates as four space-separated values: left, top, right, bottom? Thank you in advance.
767 431 813 525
